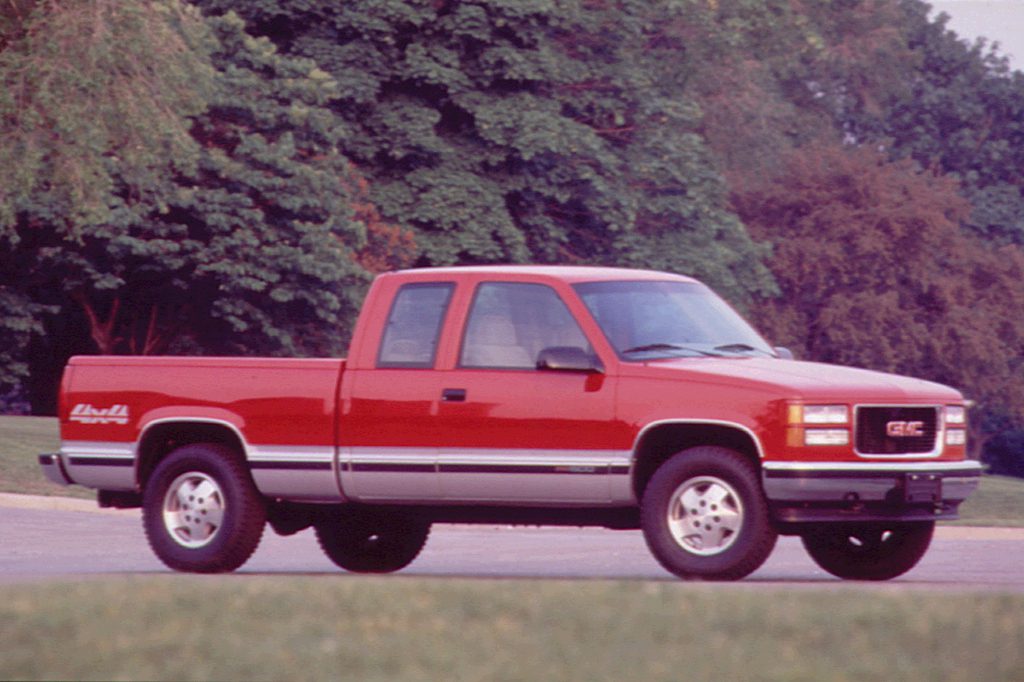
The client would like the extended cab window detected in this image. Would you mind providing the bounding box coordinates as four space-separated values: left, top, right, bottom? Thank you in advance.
377 283 454 368
460 282 591 369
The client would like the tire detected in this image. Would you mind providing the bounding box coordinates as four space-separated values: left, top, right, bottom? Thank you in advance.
641 447 777 581
801 522 935 581
142 443 266 573
315 510 430 573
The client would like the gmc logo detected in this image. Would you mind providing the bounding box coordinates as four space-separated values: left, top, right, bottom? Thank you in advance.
886 420 924 438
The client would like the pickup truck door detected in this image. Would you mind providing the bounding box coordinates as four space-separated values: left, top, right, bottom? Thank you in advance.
340 282 455 501
432 281 630 504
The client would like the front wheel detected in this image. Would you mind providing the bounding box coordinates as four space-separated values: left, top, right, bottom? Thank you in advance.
315 511 430 573
142 443 266 573
641 447 777 581
801 522 935 581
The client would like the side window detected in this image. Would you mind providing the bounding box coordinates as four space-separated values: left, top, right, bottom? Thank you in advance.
377 283 454 368
460 282 591 370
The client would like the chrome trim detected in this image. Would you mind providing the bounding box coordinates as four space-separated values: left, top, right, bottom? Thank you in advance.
762 460 982 508
341 446 632 469
763 461 982 474
137 418 346 501
339 446 633 504
60 440 135 489
853 404 943 459
632 419 767 459
138 417 253 460
248 444 341 500
62 440 135 459
248 444 335 465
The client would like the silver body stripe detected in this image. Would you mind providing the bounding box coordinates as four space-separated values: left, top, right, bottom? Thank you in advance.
763 461 982 474
248 445 335 463
340 446 634 504
56 437 636 504
342 446 631 466
61 440 135 459
60 441 135 490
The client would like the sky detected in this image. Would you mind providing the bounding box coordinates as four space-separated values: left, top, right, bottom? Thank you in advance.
930 1 1024 70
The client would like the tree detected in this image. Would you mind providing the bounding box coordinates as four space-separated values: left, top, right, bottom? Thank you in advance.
192 0 775 304
0 0 214 231
811 1 1024 248
890 3 1024 248
2 8 377 411
734 142 1024 449
0 0 214 401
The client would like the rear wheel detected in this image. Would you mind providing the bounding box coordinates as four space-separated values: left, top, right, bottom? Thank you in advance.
142 443 266 573
801 522 934 581
315 511 430 573
641 446 777 580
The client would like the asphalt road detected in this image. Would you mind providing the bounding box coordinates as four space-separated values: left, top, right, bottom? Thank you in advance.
2 495 1023 589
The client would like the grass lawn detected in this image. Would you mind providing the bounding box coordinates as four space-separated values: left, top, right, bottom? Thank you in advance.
0 415 91 499
1 577 1022 681
1 415 1021 522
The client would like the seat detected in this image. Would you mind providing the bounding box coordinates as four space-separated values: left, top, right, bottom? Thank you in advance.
461 315 534 368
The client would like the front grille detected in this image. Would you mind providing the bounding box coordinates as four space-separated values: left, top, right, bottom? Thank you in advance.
856 406 938 455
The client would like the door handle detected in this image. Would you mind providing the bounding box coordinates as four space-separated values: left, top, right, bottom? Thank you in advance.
441 388 467 402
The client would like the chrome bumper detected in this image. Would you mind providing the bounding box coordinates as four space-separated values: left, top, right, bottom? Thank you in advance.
763 460 983 524
38 453 73 486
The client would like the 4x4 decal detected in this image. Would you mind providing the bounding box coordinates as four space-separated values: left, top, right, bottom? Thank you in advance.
69 403 129 425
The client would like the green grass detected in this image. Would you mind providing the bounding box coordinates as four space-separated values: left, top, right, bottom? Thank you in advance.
0 415 91 499
953 474 1024 527
2 415 1022 523
0 577 1021 681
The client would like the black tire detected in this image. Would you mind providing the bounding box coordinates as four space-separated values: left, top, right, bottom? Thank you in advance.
142 443 266 573
315 510 430 573
801 522 935 581
641 446 777 581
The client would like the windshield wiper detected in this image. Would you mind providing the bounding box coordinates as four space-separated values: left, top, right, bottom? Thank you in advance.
622 343 721 357
713 343 772 356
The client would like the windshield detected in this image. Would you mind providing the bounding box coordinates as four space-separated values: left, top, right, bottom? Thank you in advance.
573 280 774 360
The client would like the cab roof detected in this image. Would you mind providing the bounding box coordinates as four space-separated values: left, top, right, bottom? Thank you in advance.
388 265 699 284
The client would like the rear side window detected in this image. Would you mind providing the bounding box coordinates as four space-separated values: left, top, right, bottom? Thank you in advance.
377 283 454 368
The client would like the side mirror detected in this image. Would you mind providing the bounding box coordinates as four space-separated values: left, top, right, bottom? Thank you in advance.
537 346 604 373
774 347 795 360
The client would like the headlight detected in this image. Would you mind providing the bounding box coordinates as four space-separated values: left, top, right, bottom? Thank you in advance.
791 404 849 424
945 405 966 425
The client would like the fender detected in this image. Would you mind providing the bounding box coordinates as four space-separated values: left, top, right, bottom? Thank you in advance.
137 410 345 502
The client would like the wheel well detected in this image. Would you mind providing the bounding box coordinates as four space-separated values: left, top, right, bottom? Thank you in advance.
136 422 246 489
632 423 762 500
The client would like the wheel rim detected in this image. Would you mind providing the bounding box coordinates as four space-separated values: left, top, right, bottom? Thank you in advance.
162 472 225 549
666 475 744 556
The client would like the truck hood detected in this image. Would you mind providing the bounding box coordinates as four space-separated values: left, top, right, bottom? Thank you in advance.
623 357 962 403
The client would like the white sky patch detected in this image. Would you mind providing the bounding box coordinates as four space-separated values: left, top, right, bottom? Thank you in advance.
930 1 1024 71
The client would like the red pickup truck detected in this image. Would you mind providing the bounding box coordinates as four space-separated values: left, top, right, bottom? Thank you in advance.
40 266 981 580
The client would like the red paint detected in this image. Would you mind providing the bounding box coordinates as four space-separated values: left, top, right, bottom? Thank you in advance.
61 265 969 465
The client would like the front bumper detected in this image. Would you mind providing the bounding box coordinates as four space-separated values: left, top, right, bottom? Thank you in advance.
763 460 983 525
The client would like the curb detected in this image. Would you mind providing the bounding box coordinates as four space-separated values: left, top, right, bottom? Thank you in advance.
0 492 133 515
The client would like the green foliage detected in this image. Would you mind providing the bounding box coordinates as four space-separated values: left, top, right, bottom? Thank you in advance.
735 143 1024 435
195 0 775 303
823 2 1024 248
0 5 377 410
26 11 368 357
0 0 214 232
